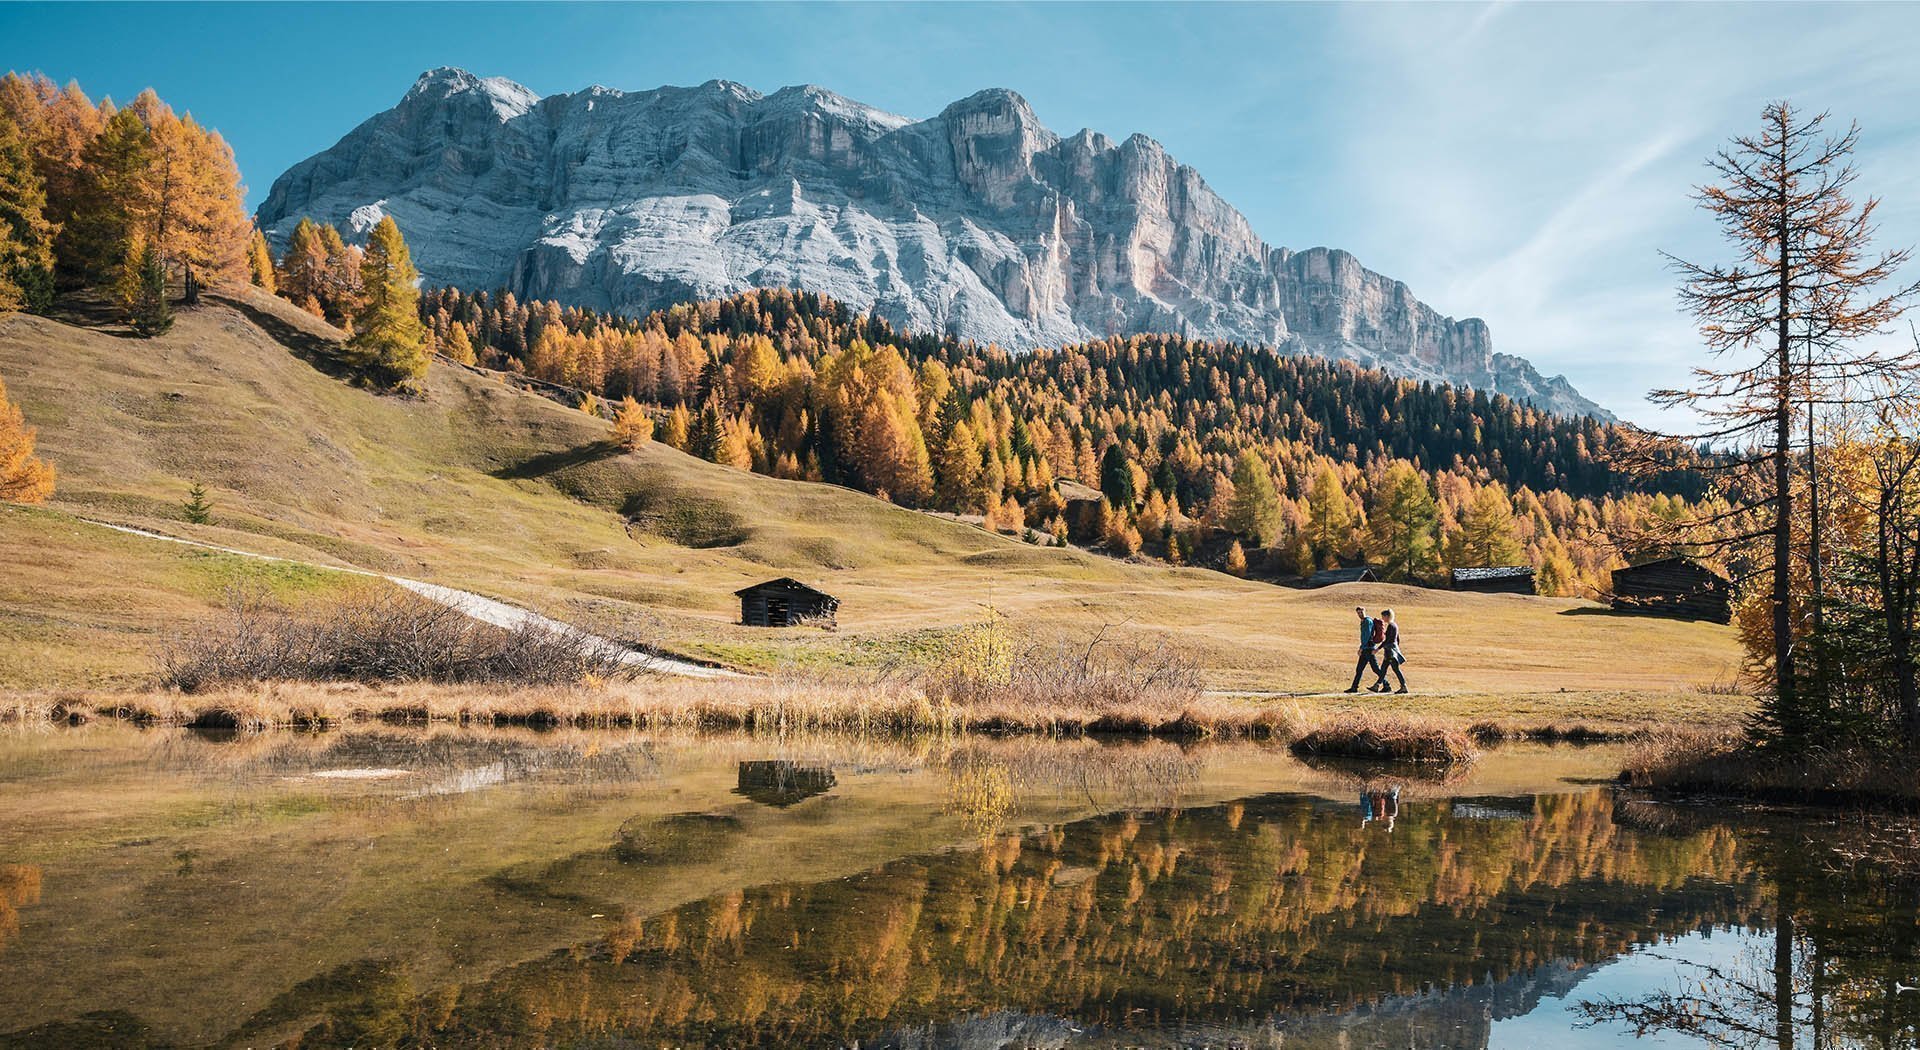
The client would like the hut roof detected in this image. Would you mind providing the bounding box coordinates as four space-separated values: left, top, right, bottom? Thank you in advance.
1054 478 1104 503
1615 556 1730 583
734 577 836 601
1309 566 1378 586
1451 565 1535 583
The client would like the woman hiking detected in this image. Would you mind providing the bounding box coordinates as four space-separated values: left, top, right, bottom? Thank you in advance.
1371 608 1407 693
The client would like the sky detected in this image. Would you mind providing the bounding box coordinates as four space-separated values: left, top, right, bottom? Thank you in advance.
4 1 1919 427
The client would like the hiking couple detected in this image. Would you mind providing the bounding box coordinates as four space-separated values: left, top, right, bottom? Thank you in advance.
1345 606 1407 694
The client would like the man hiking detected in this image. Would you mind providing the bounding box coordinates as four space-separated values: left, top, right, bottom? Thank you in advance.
1345 606 1382 693
1371 608 1408 693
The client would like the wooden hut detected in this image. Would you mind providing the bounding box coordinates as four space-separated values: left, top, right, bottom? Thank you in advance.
736 578 838 627
1307 565 1379 588
1609 557 1732 623
1450 565 1537 595
735 760 837 807
1055 478 1107 545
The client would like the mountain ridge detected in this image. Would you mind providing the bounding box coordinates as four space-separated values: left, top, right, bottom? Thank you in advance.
258 67 1612 420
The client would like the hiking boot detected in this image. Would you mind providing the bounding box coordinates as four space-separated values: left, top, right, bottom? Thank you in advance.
1343 687 1360 694
1394 687 1408 694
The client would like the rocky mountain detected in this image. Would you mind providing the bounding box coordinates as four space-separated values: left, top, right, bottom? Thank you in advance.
258 68 1611 420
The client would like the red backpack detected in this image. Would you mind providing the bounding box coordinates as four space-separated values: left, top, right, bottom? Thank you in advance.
1370 619 1386 647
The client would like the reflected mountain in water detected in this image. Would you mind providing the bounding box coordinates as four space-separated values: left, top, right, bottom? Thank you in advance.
4 728 1917 1050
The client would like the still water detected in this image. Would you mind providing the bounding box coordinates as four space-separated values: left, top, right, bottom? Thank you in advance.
0 724 1914 1049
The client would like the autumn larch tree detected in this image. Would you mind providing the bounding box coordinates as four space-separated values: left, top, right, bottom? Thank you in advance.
346 216 427 388
1365 462 1439 582
276 217 327 316
66 103 153 287
1304 465 1356 569
1658 103 1918 737
1225 449 1282 548
1455 484 1525 567
611 396 653 450
117 231 171 337
0 117 55 313
0 373 53 503
245 228 275 294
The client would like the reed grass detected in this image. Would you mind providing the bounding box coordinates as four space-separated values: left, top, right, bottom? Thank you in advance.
1622 731 1920 810
0 678 1317 740
1288 713 1480 764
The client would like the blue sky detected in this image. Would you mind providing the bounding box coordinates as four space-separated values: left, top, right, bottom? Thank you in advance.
4 1 1919 426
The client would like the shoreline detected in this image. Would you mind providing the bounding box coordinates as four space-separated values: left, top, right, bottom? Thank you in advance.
0 679 1685 763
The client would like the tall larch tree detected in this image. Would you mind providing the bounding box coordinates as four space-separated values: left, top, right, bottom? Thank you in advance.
1225 449 1282 547
0 374 53 503
1365 462 1440 582
347 216 427 388
0 118 54 312
1659 103 1918 738
246 228 275 294
1305 466 1356 568
65 103 153 286
1456 484 1525 567
276 217 327 315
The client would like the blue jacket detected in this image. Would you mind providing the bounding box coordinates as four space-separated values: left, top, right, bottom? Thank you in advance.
1358 617 1375 650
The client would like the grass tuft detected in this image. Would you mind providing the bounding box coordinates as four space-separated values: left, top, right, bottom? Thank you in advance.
1289 714 1479 765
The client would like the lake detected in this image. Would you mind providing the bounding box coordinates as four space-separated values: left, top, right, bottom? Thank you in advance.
0 724 1914 1049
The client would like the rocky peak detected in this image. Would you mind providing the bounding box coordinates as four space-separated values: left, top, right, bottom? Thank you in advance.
257 71 1613 420
402 66 539 119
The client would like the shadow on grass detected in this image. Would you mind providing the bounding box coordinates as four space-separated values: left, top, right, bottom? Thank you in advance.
206 292 362 383
1557 606 1725 625
493 441 623 480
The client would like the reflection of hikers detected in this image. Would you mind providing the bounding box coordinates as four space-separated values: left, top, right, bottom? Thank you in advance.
1371 609 1408 694
1345 607 1383 693
1359 785 1400 831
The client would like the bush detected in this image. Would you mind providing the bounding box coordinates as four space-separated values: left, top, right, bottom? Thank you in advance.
159 589 640 693
920 614 1203 714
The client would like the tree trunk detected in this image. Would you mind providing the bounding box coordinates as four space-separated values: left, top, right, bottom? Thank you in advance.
1774 175 1798 722
1776 900 1795 1050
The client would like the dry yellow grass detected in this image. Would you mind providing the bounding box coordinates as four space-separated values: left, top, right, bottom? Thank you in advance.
0 292 1748 719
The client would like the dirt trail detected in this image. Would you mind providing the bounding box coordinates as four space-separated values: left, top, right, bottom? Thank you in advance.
81 518 739 679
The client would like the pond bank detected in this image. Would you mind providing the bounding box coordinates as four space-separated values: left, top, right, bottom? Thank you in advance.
5 679 1680 765
1625 733 1920 811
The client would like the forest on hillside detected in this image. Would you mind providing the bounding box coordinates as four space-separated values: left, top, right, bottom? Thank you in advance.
0 66 1718 601
391 284 1712 597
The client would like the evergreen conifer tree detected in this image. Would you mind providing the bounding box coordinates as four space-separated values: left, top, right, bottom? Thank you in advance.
181 481 212 524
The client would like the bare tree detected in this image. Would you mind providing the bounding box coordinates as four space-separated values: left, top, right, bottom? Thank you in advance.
1655 102 1916 736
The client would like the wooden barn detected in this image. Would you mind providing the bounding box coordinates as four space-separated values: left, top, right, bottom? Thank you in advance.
1451 565 1537 595
1307 566 1379 587
1055 478 1108 545
735 760 837 807
736 578 838 627
1610 557 1732 624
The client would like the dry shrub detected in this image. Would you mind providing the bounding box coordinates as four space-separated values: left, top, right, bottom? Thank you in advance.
1622 730 1920 809
920 614 1203 716
158 588 640 693
1289 714 1479 765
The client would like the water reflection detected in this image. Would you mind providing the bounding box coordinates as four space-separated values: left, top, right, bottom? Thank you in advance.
0 726 1914 1048
735 760 837 807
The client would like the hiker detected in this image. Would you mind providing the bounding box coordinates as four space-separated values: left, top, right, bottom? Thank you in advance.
1345 606 1382 693
1371 608 1408 694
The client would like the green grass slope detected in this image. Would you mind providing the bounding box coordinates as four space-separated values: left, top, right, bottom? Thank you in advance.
0 291 1747 719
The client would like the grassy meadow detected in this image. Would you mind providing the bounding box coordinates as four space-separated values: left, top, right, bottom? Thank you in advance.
0 290 1749 730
